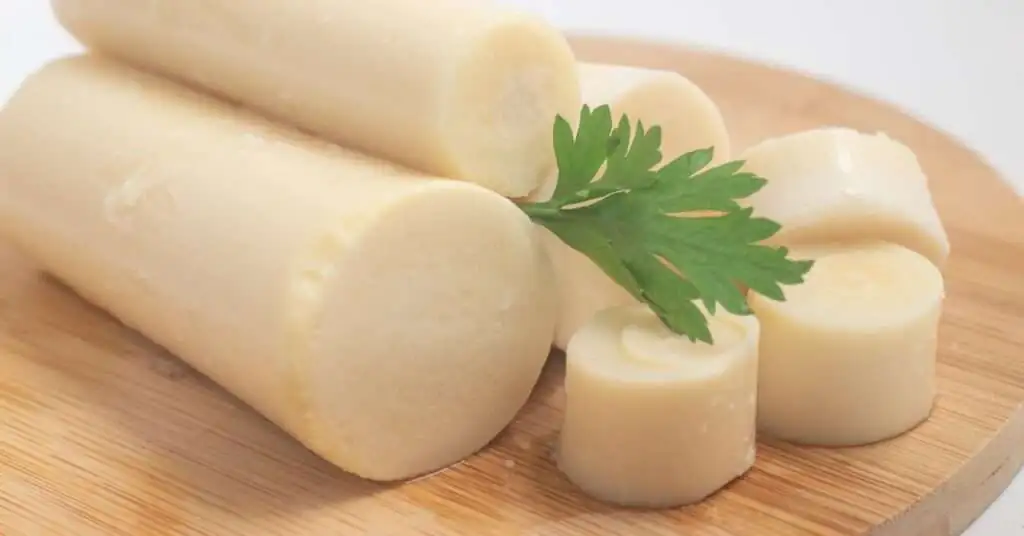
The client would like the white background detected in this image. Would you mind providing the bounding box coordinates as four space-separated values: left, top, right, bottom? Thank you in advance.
1 1 1022 534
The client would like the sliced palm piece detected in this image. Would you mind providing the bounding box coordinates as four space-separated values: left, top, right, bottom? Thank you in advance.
0 55 557 482
51 0 581 197
557 304 759 507
739 128 949 268
529 63 732 350
750 243 944 446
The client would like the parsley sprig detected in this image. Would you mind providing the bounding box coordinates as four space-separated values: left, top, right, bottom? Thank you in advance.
518 105 813 344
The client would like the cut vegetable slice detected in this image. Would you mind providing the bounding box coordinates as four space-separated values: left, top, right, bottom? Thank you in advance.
557 304 759 507
750 243 943 446
739 128 949 268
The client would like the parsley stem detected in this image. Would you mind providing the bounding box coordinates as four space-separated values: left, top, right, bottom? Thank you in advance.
518 203 562 220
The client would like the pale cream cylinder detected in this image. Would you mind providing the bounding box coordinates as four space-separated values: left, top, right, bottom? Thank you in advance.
749 243 944 447
557 304 759 507
529 63 732 350
739 128 950 268
0 55 557 481
51 0 582 198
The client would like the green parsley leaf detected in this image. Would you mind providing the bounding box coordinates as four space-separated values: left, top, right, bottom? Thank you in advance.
550 105 613 199
519 104 814 344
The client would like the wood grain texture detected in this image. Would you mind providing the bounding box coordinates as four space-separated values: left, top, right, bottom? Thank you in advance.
1 35 1023 536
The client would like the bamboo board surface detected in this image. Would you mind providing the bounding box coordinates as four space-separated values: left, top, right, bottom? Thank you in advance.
2 35 1024 536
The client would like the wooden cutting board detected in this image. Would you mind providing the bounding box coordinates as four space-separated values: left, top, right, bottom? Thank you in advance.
2 35 1023 536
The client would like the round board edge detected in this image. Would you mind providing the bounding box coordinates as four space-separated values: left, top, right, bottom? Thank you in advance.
565 32 1024 535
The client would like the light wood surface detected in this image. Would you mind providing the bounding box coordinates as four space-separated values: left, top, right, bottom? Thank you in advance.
2 35 1023 536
